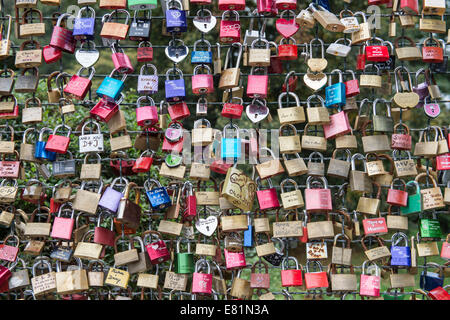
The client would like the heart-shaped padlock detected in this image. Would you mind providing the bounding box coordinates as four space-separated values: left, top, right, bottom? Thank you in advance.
195 216 218 237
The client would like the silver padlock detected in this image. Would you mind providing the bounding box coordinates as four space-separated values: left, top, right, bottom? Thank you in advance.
137 63 158 95
79 120 104 154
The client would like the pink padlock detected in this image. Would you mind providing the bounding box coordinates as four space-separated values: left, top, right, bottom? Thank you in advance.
345 70 360 97
323 109 351 139
136 96 158 127
224 248 246 270
256 177 280 211
143 230 170 265
220 10 241 43
191 259 213 295
63 67 95 101
246 67 268 98
275 0 297 10
111 43 134 74
257 0 278 15
192 65 214 95
304 176 332 213
360 261 381 297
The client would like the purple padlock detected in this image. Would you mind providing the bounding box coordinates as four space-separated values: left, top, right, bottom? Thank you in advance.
98 177 128 213
165 68 186 102
413 69 430 108
72 6 96 40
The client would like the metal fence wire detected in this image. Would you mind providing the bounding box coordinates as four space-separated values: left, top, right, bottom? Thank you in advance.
0 0 448 300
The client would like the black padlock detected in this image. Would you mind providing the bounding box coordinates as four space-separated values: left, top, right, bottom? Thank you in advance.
128 9 151 41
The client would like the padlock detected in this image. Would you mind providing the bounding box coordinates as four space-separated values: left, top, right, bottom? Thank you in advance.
137 41 153 62
73 180 103 215
390 232 411 267
175 238 194 274
426 70 442 100
420 262 444 291
34 127 56 161
305 94 330 125
0 235 20 263
191 39 213 65
80 153 102 181
304 260 329 289
400 181 422 215
414 127 439 157
278 37 298 61
361 120 391 153
0 95 18 121
422 37 444 63
192 65 214 95
219 42 242 90
243 10 267 46
282 152 307 177
218 0 245 10
279 178 304 210
374 40 396 71
100 9 130 40
15 0 38 8
430 39 448 73
51 203 75 240
0 14 12 61
134 96 158 128
304 176 332 213
181 181 197 222
90 94 122 123
113 235 139 266
220 10 241 43
307 152 325 176
387 178 409 207
394 36 422 61
116 182 142 229
416 173 445 211
165 0 187 33
301 123 327 152
7 258 30 291
15 67 39 93
143 230 170 265
276 91 305 125
31 259 57 296
365 37 390 62
129 9 151 41
50 13 76 54
343 70 359 98
98 177 128 213
327 149 351 179
338 9 360 33
19 8 45 38
255 177 280 211
165 68 186 102
78 120 104 154
308 3 345 32
191 259 213 296
73 6 96 40
400 0 419 14
372 98 394 133
45 124 71 154
162 120 184 153
145 178 171 210
15 40 42 68
248 38 270 67
246 67 268 99
111 44 134 75
63 67 95 101
280 256 303 287
131 150 154 174
361 234 391 262
52 151 76 178
391 122 412 150
296 8 315 29
349 153 373 194
351 11 371 44
96 70 127 102
326 38 352 57
360 260 381 297
221 123 241 161
323 107 351 139
360 64 382 88
221 97 244 119
93 213 116 247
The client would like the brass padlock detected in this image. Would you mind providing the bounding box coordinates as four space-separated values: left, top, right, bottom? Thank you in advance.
360 64 382 88
308 3 345 32
19 9 45 37
351 11 371 44
15 67 39 93
22 97 42 124
219 42 242 90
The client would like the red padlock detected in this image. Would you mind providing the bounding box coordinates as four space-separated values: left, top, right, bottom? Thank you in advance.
422 37 444 64
220 10 241 43
90 97 121 123
50 13 76 54
162 121 184 153
359 261 381 297
94 213 116 247
246 67 269 98
275 0 297 10
43 45 62 64
428 287 450 300
167 101 190 121
278 37 297 60
218 0 246 11
192 259 213 295
250 261 271 289
182 181 197 221
323 109 351 139
304 260 328 289
110 151 136 176
256 178 280 211
368 0 390 4
50 197 62 214
136 96 158 127
50 204 75 240
192 65 214 95
0 95 19 120
0 265 11 288
222 97 244 119
281 256 303 287
143 230 170 265
137 42 153 62
132 150 154 173
111 43 134 74
344 70 360 97
391 123 412 150
224 249 246 270
0 235 19 262
387 178 408 207
304 176 332 213
357 46 366 70
210 160 232 174
282 72 298 92
45 124 71 154
365 39 390 62
400 0 419 14
268 42 284 74
436 153 450 171
362 216 388 235
63 67 94 101
190 0 212 4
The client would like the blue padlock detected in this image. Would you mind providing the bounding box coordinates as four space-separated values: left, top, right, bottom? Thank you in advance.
145 178 172 210
243 214 253 247
165 0 187 33
420 262 444 291
390 232 411 267
191 39 213 64
96 70 127 102
72 6 96 40
35 127 56 161
165 68 186 102
325 69 346 108
221 123 241 161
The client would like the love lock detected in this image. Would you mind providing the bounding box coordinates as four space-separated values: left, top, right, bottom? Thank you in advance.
246 98 269 124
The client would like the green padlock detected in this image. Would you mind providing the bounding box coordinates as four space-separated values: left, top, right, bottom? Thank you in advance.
128 0 158 10
175 237 194 274
382 288 405 300
165 154 183 168
420 215 442 240
401 181 421 215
